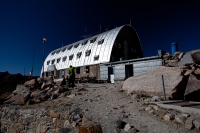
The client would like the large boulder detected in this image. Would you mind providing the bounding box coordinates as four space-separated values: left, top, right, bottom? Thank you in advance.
4 94 27 105
24 79 40 89
184 74 200 101
122 66 188 100
178 49 200 66
4 87 31 105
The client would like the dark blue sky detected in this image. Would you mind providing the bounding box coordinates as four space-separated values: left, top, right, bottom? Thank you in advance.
0 0 200 76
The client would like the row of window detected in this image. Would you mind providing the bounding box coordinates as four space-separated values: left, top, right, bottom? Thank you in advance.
47 53 99 65
51 38 104 55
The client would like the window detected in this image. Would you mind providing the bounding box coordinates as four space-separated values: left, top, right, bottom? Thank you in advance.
98 39 104 45
62 56 67 62
74 43 79 48
68 45 73 50
51 51 55 55
82 40 88 45
76 67 80 74
47 61 50 65
84 66 89 73
62 47 67 52
57 58 61 63
94 55 99 61
85 49 91 57
77 52 82 58
69 54 74 60
51 59 55 64
56 49 61 54
90 37 97 43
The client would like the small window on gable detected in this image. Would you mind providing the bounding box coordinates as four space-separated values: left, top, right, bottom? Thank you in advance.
77 52 82 59
51 51 55 55
62 56 67 62
68 45 73 50
47 61 50 65
85 49 91 57
98 39 104 45
82 40 88 45
57 58 61 63
90 37 97 43
69 54 74 60
56 49 61 54
74 43 79 48
62 47 67 52
94 55 99 61
52 59 55 64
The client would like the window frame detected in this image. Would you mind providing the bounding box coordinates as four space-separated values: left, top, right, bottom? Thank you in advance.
85 49 91 57
62 56 67 62
69 54 74 60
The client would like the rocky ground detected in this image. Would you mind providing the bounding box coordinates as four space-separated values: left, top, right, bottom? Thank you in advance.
1 82 200 133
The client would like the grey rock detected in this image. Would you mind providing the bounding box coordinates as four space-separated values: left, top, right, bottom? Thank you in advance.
124 123 131 131
123 66 188 100
184 74 200 101
178 49 200 67
185 117 194 129
193 118 200 129
175 114 186 124
131 94 139 99
163 113 175 121
151 96 161 101
145 106 152 111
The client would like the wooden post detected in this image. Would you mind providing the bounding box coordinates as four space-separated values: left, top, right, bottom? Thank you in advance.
161 75 166 100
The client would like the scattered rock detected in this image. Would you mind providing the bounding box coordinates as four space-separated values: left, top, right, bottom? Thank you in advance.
163 113 175 121
71 121 77 127
185 117 194 129
77 118 102 133
109 85 117 89
145 106 152 111
149 110 154 114
151 96 161 102
131 94 139 99
184 69 194 76
175 114 186 124
67 94 76 98
48 110 60 118
153 106 159 111
4 94 27 105
139 107 145 111
24 79 39 89
124 123 131 131
194 68 200 75
193 118 200 129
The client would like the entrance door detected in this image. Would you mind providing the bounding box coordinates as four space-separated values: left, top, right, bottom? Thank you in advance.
125 64 133 79
108 67 114 83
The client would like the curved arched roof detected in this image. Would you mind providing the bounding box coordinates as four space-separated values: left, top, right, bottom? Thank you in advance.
42 24 143 74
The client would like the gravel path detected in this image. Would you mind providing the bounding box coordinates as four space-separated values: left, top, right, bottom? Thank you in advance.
59 83 199 133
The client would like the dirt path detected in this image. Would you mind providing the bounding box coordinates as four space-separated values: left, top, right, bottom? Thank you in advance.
59 83 199 133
